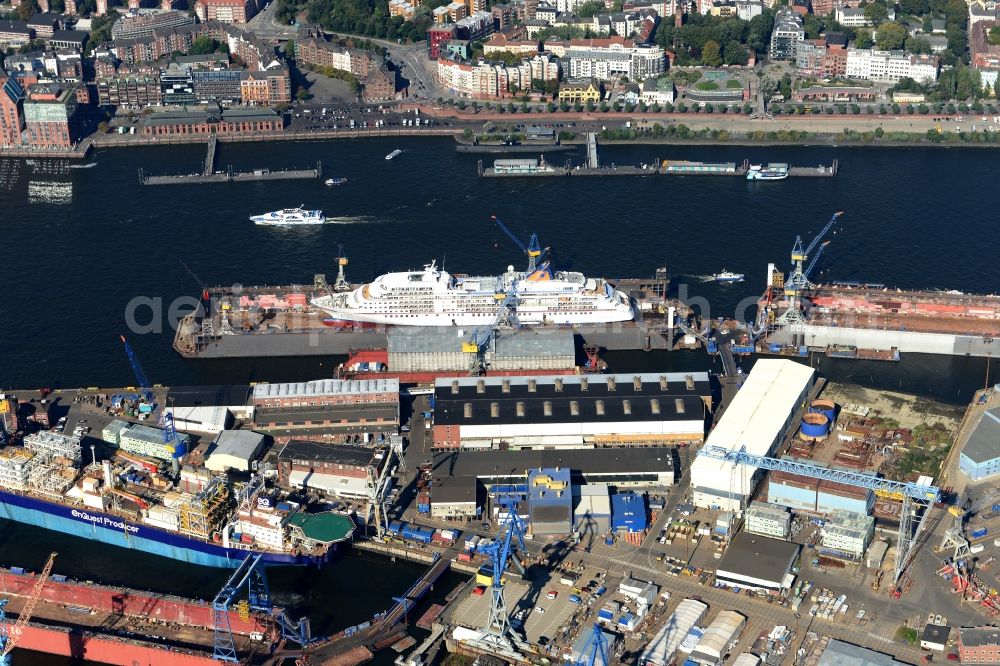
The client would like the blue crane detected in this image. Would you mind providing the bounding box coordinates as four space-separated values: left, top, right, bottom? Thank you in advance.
463 278 519 374
771 212 843 325
479 499 527 650
696 444 939 584
212 554 311 663
120 335 154 403
574 624 611 666
491 216 546 274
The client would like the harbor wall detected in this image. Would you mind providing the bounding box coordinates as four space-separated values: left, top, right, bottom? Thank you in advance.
6 622 218 665
773 325 1000 358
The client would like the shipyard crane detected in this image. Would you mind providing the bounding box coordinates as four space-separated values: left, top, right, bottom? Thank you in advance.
366 438 401 538
939 506 973 593
120 335 154 404
212 554 312 664
772 212 843 325
178 259 212 316
574 624 611 666
697 445 939 584
0 552 57 666
491 216 547 274
333 244 351 292
463 279 519 375
479 499 528 653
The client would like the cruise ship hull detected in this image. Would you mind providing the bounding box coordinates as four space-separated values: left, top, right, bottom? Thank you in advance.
315 311 633 327
0 490 334 569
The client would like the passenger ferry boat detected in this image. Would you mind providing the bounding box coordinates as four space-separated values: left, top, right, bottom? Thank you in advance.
250 206 325 226
746 164 789 181
312 260 635 326
325 177 348 186
385 149 403 160
713 270 745 283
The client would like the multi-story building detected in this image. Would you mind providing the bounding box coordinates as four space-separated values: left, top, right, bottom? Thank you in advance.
363 64 395 101
239 67 292 105
492 3 521 30
745 502 791 539
483 34 540 56
438 53 559 97
192 68 243 104
111 9 196 40
26 13 62 40
447 0 468 20
141 105 282 136
296 33 375 77
0 20 34 49
819 510 875 560
822 43 848 77
388 0 416 19
559 78 602 103
160 63 196 104
566 36 665 82
640 76 674 105
454 10 494 41
118 423 188 460
834 5 868 27
275 440 381 499
958 628 1000 664
427 24 457 59
972 20 1000 72
97 71 162 107
49 30 88 51
846 47 939 83
736 0 764 19
769 9 804 61
0 76 26 148
22 82 78 149
795 39 826 76
251 378 400 435
195 0 259 24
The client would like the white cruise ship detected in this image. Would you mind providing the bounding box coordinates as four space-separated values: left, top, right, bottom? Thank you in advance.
312 260 634 326
250 206 325 226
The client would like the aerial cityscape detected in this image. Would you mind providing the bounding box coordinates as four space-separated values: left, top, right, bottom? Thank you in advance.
2 0 1000 663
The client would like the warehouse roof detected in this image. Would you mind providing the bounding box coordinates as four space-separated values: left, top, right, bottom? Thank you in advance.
962 407 1000 464
692 610 746 662
715 532 800 588
958 626 1000 648
921 624 951 645
692 359 814 493
388 327 574 357
208 430 267 461
168 385 252 408
432 447 675 478
640 598 708 666
431 475 478 504
253 378 398 400
434 392 705 426
434 372 711 399
816 639 906 666
277 440 375 467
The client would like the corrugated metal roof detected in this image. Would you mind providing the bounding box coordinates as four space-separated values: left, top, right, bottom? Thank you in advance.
817 639 906 666
253 378 399 399
210 430 267 460
691 359 814 496
691 610 745 660
963 407 1000 464
640 599 708 666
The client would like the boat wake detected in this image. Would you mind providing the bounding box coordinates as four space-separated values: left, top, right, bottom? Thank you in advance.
324 215 378 225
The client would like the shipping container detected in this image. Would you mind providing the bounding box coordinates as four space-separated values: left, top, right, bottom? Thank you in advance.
972 528 988 539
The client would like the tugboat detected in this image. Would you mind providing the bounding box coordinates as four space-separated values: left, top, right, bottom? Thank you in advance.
713 270 745 283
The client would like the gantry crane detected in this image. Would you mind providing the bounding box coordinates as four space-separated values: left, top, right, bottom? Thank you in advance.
212 554 311 664
0 552 57 666
697 445 939 584
366 436 404 539
479 499 528 653
766 212 843 326
574 624 611 666
333 244 350 292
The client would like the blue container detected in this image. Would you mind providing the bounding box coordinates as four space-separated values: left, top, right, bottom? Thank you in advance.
810 517 826 526
732 345 755 354
798 346 808 356
10 567 25 575
52 574 67 582
706 341 718 354
973 528 988 539
769 343 783 353
388 520 404 535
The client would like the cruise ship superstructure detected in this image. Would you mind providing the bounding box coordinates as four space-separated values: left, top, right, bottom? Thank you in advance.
312 260 635 327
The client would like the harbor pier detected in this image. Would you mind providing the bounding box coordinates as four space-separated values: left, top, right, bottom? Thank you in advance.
138 136 322 185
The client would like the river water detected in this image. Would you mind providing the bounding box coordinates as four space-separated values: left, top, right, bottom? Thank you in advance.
3 137 1000 663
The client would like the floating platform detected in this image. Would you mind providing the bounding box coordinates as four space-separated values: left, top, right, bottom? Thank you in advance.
138 135 322 185
455 143 577 154
479 157 838 178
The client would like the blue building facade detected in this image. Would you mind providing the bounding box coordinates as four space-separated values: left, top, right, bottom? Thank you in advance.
611 492 647 532
960 408 1000 481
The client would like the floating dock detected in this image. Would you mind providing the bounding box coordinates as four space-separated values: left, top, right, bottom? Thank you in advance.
138 135 322 185
479 133 838 178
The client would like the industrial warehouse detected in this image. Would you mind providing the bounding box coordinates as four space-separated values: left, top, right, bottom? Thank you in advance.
430 373 712 450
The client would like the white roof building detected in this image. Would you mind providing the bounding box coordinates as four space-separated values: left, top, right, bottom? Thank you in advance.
205 430 268 472
690 611 746 666
640 599 709 666
691 359 815 510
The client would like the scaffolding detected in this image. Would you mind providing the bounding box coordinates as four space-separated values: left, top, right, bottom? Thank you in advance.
178 478 230 539
0 449 35 488
23 432 82 466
